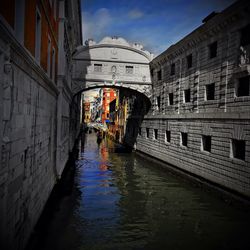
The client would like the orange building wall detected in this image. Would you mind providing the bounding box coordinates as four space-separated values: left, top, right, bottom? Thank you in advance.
0 0 58 81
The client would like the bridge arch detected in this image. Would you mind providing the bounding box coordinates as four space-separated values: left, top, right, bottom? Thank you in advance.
72 36 154 99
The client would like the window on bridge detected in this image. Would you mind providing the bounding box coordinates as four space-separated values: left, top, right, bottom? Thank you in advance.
146 128 150 138
94 64 102 72
126 66 133 74
231 139 245 161
202 135 211 152
181 132 188 147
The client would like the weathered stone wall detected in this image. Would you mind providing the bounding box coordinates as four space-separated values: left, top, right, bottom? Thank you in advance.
0 1 82 248
134 1 250 198
0 36 59 249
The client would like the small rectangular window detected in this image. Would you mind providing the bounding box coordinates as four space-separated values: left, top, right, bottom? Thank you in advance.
170 63 175 75
231 139 245 160
240 24 250 46
169 93 174 105
187 54 192 68
146 128 150 138
157 70 162 80
165 130 171 143
184 89 191 103
154 129 158 140
236 76 250 97
35 9 41 63
157 96 160 109
52 48 55 82
206 83 215 100
15 0 25 44
126 66 133 74
202 135 211 152
47 37 51 75
181 132 188 147
209 41 217 59
94 64 102 72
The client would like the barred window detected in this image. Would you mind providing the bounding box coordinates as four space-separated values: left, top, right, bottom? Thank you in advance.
187 54 193 68
157 70 162 80
236 76 250 97
231 139 245 160
209 41 217 59
206 83 215 100
154 129 158 140
181 132 188 147
170 63 175 75
165 130 171 143
169 93 174 105
202 135 211 152
126 66 133 74
184 89 191 103
94 64 102 72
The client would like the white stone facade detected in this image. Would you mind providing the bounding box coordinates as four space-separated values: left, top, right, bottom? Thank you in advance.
72 36 154 97
136 0 250 198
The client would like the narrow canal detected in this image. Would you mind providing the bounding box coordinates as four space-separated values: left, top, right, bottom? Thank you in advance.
28 132 250 250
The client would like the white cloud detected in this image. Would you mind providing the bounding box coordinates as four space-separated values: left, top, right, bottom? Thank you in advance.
128 9 144 19
82 8 112 42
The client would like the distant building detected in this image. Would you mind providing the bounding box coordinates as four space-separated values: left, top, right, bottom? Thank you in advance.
83 101 91 123
101 88 116 123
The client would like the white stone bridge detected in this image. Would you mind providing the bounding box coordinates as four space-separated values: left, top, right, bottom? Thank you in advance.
72 36 154 97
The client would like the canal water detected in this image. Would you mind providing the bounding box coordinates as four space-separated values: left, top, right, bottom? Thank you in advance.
29 132 250 250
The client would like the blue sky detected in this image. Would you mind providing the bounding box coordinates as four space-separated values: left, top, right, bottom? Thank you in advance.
81 0 235 56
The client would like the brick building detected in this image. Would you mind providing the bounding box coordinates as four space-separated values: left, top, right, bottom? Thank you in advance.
135 0 250 198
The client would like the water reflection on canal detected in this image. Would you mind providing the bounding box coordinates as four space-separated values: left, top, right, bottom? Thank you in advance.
32 133 250 250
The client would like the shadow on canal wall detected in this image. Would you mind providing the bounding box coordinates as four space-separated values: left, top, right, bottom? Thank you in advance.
25 136 82 250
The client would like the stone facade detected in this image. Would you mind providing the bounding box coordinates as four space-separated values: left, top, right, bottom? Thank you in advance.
0 1 82 249
72 36 154 97
135 0 250 198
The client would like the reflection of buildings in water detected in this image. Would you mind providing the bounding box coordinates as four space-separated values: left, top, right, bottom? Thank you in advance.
99 143 109 171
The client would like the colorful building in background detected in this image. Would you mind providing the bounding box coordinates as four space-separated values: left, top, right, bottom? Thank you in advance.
101 88 116 123
83 101 91 123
